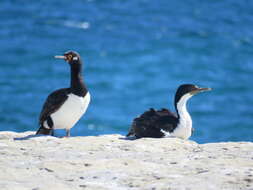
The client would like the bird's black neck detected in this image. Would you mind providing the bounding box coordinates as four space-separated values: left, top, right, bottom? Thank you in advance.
70 63 87 97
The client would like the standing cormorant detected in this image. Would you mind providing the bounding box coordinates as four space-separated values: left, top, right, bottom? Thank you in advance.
36 51 90 137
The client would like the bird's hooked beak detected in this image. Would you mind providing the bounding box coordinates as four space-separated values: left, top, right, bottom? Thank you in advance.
54 55 67 60
197 87 212 92
191 87 212 95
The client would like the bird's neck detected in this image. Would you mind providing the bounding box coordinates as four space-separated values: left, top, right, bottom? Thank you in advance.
171 94 193 139
175 94 192 127
70 63 87 97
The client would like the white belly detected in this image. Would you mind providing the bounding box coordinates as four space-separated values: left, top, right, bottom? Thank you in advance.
161 117 192 140
49 92 90 130
171 117 192 139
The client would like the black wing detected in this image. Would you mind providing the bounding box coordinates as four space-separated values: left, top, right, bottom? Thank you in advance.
127 108 178 138
39 88 70 126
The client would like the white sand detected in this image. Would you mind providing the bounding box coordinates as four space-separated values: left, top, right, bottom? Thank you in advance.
0 131 252 190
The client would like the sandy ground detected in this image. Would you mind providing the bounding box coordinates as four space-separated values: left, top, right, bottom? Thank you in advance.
0 131 252 190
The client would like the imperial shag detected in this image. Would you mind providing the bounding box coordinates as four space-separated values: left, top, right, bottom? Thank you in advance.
127 84 211 139
36 51 90 137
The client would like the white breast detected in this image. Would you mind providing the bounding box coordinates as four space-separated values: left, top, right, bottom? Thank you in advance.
49 92 91 130
171 93 193 139
171 114 192 139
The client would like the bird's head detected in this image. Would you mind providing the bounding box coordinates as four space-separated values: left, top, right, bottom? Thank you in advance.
55 51 81 65
175 84 211 105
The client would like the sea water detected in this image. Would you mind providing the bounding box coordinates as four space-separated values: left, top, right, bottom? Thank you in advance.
0 0 252 143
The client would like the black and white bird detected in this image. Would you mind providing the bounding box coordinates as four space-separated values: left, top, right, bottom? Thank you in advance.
36 51 90 137
127 84 211 139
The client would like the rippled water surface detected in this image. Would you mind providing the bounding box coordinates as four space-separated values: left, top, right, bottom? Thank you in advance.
1 0 253 143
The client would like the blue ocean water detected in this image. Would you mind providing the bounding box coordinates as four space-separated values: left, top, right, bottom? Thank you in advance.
0 0 253 143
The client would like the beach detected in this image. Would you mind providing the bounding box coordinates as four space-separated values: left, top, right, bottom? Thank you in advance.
0 131 252 190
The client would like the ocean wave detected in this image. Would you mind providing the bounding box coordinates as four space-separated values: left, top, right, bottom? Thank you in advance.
63 20 90 30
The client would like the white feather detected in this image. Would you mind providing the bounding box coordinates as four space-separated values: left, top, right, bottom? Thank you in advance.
44 92 90 130
73 56 78 60
160 129 171 137
170 93 192 139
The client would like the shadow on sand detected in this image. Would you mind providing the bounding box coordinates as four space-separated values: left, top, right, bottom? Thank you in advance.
14 134 54 141
118 136 138 141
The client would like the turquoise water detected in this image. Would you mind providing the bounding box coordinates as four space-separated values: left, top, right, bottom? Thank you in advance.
0 0 253 143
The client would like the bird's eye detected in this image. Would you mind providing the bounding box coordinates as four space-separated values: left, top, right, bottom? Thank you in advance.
68 55 73 60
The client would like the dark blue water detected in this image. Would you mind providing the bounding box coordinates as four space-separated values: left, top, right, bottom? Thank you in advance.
1 0 253 143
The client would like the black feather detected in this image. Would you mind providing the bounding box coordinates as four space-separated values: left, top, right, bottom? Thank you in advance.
127 108 178 138
36 88 70 135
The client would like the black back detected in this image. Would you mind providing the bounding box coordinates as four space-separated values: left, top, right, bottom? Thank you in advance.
38 88 71 125
127 108 178 138
36 88 71 135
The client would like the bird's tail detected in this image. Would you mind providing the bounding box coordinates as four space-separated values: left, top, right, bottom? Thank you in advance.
126 130 134 137
36 125 54 136
126 122 136 137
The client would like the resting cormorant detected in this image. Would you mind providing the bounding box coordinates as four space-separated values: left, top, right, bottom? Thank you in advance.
127 84 211 139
